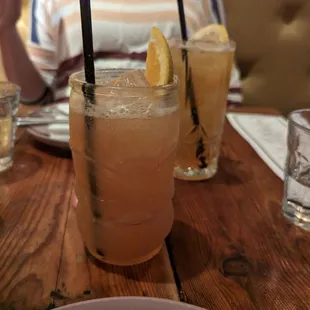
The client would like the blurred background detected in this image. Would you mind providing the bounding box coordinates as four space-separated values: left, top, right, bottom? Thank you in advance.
0 0 29 81
1 0 309 115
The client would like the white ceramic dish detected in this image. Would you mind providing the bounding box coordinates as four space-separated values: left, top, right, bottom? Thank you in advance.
56 297 205 310
26 103 70 149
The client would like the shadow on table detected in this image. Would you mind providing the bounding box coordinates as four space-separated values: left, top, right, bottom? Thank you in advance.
31 140 72 159
212 156 253 185
166 220 211 281
0 151 43 185
86 246 177 284
86 220 210 283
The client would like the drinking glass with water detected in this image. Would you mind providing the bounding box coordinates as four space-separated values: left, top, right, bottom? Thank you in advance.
283 109 310 231
0 82 20 172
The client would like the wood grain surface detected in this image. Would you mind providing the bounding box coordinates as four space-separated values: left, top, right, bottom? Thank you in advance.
54 199 179 308
0 133 74 310
0 107 309 310
169 110 310 309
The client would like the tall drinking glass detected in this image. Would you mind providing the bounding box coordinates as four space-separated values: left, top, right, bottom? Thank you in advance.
170 40 235 180
0 82 20 172
283 109 310 231
69 69 179 265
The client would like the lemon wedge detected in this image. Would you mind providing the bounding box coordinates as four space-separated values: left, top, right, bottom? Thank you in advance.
190 24 229 43
145 27 173 86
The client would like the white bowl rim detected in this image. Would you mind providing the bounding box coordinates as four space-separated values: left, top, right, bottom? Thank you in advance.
56 296 206 310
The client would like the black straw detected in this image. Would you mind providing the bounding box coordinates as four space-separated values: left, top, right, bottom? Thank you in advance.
79 0 95 85
177 0 188 41
79 0 104 257
176 0 207 169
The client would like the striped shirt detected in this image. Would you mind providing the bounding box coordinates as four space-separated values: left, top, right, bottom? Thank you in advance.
28 0 241 103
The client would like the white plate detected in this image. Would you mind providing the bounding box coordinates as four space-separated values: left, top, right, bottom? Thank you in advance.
57 297 205 310
26 103 70 149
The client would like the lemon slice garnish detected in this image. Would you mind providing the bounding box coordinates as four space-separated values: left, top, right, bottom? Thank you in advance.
145 27 173 86
190 24 229 43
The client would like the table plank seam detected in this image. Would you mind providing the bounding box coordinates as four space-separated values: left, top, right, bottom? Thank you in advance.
51 184 75 306
166 236 187 303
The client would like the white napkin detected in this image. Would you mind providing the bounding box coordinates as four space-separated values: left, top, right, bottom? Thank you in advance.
48 104 69 141
226 112 288 180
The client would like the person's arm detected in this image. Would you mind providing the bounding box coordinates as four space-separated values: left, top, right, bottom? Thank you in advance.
0 27 47 101
0 0 58 105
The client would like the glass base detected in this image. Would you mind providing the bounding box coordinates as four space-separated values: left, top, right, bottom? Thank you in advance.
174 160 218 181
86 244 163 266
283 201 310 232
0 156 12 173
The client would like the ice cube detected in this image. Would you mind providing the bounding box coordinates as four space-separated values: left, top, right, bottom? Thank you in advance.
109 70 150 87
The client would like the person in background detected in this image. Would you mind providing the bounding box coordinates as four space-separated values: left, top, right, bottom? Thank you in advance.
0 0 241 106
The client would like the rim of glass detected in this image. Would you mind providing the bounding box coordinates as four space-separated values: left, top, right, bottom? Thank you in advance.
69 69 179 92
0 81 21 97
288 109 310 134
168 38 236 52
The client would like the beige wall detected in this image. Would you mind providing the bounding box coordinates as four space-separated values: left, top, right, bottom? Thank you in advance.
224 0 310 114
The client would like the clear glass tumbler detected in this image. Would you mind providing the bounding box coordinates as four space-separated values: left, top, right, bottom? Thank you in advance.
0 82 20 172
69 69 179 266
283 109 310 231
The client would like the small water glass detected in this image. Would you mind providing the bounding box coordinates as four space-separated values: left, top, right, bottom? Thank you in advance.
283 109 310 231
0 82 20 172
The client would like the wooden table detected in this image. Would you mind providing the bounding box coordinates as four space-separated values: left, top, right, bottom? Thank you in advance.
0 107 309 310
